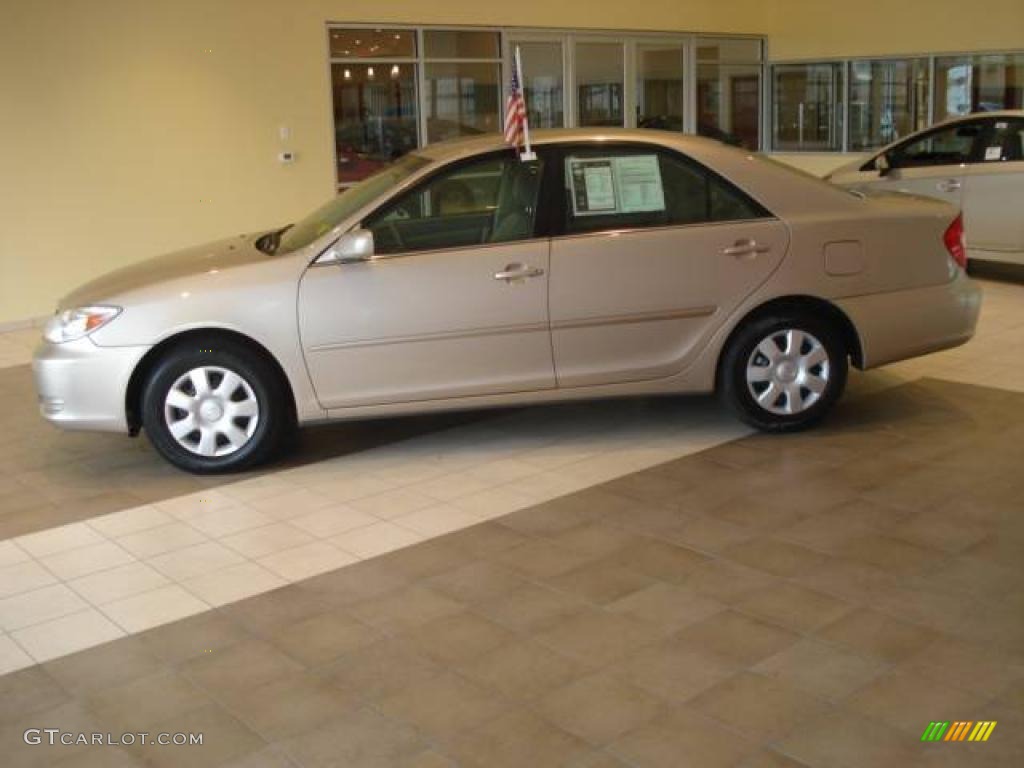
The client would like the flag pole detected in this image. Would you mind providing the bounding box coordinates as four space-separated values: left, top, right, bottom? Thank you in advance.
514 46 536 162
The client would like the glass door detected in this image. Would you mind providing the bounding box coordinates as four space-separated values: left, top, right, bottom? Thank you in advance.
509 39 566 129
575 40 625 127
635 41 686 132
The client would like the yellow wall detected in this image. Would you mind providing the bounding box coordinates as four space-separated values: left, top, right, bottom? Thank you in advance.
2 1 1023 324
769 1 1024 60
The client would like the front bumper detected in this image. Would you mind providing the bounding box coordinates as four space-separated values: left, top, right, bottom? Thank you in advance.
32 337 150 433
836 268 982 369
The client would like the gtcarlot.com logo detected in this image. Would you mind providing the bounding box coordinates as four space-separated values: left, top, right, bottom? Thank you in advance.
24 729 203 747
921 721 997 743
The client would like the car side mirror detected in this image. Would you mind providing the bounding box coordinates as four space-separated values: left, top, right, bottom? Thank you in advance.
321 229 374 265
876 153 892 177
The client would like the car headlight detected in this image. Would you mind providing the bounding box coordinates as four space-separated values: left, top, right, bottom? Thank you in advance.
43 306 122 343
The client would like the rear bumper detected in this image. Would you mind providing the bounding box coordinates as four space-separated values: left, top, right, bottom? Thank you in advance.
32 338 149 433
836 269 982 369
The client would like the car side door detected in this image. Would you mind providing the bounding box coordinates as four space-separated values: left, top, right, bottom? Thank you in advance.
297 150 555 409
867 119 988 207
961 117 1024 262
547 143 789 388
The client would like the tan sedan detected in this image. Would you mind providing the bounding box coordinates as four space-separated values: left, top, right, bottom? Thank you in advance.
33 129 981 473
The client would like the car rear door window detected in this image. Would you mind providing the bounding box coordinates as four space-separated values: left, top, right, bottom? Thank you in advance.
560 147 768 236
365 153 544 255
888 121 985 169
979 118 1024 163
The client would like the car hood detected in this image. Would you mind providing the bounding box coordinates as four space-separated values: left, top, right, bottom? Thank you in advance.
59 233 272 309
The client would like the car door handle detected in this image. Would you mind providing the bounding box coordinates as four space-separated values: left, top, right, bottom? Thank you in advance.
937 179 962 192
494 263 545 282
721 239 770 257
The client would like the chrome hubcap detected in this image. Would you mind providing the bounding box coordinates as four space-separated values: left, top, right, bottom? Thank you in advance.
164 366 259 457
746 328 830 416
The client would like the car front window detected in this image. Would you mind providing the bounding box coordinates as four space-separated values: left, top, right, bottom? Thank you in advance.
276 154 432 254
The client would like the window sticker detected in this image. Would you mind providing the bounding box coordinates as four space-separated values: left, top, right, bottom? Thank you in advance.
567 155 666 217
985 146 1003 161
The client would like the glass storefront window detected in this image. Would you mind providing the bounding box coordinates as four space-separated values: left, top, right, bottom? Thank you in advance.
329 28 415 59
935 53 1024 122
514 41 565 129
636 43 685 132
424 62 501 143
698 63 761 149
772 63 843 151
848 59 929 151
424 30 500 59
576 42 625 127
331 63 418 185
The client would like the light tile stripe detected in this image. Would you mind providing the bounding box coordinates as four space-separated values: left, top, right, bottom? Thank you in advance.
0 397 750 674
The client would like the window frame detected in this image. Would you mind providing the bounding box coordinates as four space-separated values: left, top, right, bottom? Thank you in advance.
545 141 774 240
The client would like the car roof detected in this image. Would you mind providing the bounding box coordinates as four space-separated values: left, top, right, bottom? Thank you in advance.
411 128 861 220
416 128 735 162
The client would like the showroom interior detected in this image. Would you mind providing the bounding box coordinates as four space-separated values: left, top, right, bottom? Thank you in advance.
1 0 1024 766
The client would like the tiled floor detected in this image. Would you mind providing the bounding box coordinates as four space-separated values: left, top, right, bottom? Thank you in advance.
1 277 1023 767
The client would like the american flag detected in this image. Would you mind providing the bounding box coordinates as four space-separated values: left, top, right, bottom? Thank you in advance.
504 66 527 149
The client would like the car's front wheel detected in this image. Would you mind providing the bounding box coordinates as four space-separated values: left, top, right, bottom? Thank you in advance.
720 313 848 432
141 340 291 473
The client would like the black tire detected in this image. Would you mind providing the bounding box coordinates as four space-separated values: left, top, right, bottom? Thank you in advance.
719 311 848 433
141 339 293 473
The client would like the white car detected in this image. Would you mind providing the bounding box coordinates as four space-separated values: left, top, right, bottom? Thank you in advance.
828 111 1024 267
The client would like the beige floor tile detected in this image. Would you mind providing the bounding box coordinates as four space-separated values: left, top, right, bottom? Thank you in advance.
87 505 174 537
220 522 315 558
451 486 539 520
149 540 247 582
114 521 208 558
11 608 125 662
289 504 380 537
329 521 426 559
15 521 105 558
68 561 171 605
409 473 494 503
101 584 211 633
38 539 136 581
257 541 358 581
0 540 31 568
392 504 485 536
181 561 287 607
0 558 58 598
539 670 666 745
0 633 34 675
0 582 89 631
185 505 275 538
347 487 439 519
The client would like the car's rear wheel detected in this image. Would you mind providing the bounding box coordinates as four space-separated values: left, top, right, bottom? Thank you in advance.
141 341 291 473
720 312 847 432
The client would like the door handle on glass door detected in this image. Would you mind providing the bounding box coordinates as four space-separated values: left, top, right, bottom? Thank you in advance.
937 179 962 192
494 263 545 282
721 240 770 257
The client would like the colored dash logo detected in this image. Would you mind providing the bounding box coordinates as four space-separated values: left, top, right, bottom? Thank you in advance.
921 721 997 742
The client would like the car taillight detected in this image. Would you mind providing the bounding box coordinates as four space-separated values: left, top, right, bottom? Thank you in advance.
943 214 968 270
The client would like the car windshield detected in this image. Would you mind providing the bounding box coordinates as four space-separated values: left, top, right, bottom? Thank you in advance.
273 154 432 254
